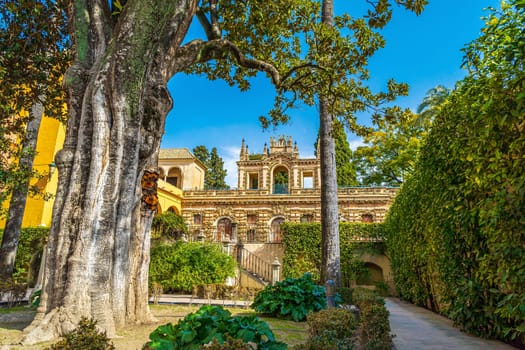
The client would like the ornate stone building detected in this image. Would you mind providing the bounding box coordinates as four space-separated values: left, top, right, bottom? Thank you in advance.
177 136 397 244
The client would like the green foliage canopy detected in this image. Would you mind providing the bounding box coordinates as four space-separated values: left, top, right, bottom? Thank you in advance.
184 0 426 133
0 0 70 210
151 212 188 241
192 145 229 190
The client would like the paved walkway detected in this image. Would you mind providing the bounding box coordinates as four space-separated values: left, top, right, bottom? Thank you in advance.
386 298 518 350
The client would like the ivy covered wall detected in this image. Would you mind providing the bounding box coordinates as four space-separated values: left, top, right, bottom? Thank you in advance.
281 222 389 288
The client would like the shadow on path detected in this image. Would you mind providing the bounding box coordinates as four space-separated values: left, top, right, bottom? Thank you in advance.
385 298 518 350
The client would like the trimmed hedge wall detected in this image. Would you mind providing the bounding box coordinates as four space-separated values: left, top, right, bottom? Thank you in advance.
281 222 386 287
384 4 525 345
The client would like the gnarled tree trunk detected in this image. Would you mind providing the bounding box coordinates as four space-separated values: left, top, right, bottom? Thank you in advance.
23 0 197 343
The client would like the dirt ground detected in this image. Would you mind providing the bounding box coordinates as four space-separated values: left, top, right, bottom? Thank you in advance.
0 304 307 350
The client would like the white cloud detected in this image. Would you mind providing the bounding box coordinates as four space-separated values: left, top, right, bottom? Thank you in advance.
348 138 365 151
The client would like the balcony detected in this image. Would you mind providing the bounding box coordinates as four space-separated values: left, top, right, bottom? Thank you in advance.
272 183 288 194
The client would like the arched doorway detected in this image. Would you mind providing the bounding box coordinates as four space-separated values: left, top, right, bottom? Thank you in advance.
272 166 289 194
216 217 232 242
269 217 285 242
357 262 384 285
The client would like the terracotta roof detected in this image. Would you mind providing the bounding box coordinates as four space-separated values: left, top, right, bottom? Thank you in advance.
159 148 195 159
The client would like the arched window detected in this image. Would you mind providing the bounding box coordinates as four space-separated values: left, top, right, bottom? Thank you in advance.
167 206 179 214
270 217 285 242
272 166 289 194
216 217 232 242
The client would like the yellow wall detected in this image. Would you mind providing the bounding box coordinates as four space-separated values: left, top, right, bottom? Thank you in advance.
0 116 65 228
1 117 186 228
157 180 183 215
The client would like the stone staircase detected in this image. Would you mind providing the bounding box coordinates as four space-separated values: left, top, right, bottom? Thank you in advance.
232 243 281 288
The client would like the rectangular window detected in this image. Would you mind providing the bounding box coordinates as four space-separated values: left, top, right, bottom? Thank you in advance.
193 214 202 225
301 214 314 223
303 172 313 189
247 214 257 224
249 173 259 189
247 229 256 242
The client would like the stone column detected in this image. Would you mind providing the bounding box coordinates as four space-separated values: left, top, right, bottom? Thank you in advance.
271 258 281 285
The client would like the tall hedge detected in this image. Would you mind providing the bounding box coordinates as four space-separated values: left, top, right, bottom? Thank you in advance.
384 2 524 345
281 222 386 287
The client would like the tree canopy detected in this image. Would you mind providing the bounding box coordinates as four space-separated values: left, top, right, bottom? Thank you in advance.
0 0 70 210
192 145 229 189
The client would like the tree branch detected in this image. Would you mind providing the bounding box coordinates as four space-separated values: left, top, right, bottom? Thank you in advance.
170 39 282 86
89 0 113 61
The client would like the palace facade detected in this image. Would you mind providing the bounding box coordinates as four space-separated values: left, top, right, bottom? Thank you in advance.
159 136 398 244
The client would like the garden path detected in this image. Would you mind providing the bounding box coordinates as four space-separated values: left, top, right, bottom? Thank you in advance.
386 298 518 350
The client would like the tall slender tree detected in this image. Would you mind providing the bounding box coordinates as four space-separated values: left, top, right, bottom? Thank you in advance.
207 147 229 189
192 145 229 189
318 0 341 286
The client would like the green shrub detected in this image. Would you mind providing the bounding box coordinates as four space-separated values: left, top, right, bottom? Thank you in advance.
203 336 255 349
350 287 378 306
359 302 392 350
337 287 353 304
251 273 326 322
143 305 286 350
374 282 389 297
306 308 357 341
45 317 115 350
149 241 235 293
0 279 27 307
291 332 355 350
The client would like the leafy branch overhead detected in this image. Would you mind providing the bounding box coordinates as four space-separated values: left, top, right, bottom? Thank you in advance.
175 0 428 131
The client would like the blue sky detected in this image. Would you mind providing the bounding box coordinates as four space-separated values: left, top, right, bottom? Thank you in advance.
161 1 500 187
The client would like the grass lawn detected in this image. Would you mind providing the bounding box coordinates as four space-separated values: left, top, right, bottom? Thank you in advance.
0 304 308 349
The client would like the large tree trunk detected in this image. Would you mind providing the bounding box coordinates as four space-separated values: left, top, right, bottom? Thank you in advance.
0 102 44 280
23 0 197 344
319 0 341 286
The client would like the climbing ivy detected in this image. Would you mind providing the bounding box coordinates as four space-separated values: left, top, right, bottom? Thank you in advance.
281 223 386 287
384 2 525 345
